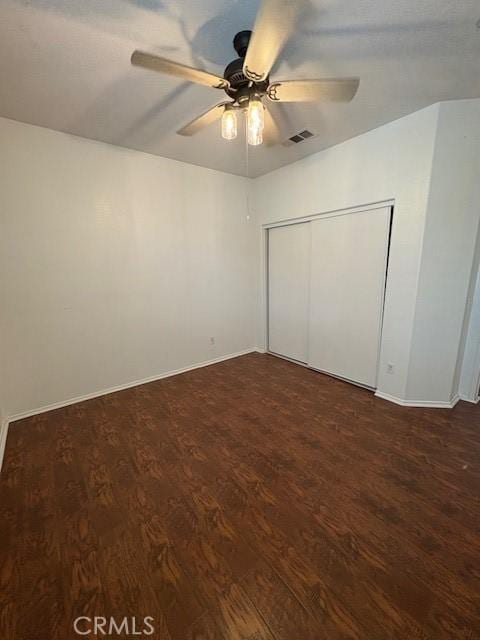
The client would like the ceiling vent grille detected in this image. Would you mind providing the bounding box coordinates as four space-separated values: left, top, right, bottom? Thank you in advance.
284 129 315 146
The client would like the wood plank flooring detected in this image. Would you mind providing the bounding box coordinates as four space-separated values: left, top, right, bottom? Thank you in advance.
1 352 479 639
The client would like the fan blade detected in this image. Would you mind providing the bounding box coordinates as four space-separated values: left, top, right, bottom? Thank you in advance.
267 78 360 103
131 51 229 90
177 102 230 136
243 0 308 82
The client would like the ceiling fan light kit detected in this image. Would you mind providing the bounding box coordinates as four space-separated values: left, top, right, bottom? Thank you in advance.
221 104 237 141
220 93 264 145
131 0 360 147
246 94 265 145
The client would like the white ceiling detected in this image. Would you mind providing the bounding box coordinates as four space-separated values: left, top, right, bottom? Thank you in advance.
1 0 479 177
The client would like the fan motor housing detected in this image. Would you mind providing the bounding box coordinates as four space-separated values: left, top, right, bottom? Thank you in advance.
224 31 269 102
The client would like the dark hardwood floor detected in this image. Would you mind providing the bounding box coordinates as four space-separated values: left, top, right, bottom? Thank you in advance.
1 353 479 639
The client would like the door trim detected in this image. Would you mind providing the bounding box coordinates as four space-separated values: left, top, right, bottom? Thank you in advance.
263 199 394 230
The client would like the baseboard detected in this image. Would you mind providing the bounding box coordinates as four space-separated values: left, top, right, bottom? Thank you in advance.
450 394 461 408
0 418 10 473
375 391 460 409
7 348 257 425
255 347 267 354
459 393 480 404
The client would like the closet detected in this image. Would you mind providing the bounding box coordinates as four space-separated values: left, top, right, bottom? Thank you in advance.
268 206 391 389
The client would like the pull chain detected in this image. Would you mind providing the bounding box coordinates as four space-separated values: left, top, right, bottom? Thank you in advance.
245 113 251 218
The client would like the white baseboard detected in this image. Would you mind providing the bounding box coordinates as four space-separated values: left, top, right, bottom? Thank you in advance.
375 391 460 409
6 348 257 427
0 418 10 473
255 347 267 354
459 393 480 404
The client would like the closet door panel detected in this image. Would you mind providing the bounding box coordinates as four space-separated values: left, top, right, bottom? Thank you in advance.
308 208 390 387
268 223 310 362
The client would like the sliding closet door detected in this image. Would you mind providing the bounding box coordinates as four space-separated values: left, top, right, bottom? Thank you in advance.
268 223 310 362
308 207 390 388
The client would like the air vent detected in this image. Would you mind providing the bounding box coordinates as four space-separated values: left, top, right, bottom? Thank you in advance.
283 129 316 146
299 129 313 139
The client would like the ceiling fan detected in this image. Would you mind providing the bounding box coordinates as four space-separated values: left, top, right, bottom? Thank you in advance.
131 0 359 146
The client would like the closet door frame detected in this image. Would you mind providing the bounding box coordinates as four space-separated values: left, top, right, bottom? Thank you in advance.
263 200 394 386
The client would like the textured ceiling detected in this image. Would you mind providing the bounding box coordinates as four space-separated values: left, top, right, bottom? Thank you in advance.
1 0 479 177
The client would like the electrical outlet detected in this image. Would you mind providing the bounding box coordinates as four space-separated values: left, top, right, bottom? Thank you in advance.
387 363 394 374
209 337 215 345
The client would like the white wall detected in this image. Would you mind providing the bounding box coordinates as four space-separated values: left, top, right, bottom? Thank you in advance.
459 260 480 402
1 100 479 417
0 117 255 417
407 100 480 402
252 104 440 402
